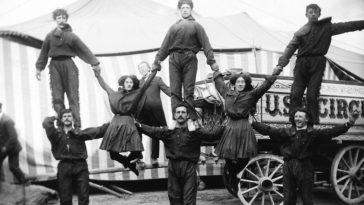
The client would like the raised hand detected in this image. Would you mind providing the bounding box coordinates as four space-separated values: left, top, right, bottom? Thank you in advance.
92 65 101 77
152 62 161 71
35 69 42 81
210 63 219 72
272 66 283 76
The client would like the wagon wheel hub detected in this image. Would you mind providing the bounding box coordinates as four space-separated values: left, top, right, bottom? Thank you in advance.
258 177 274 192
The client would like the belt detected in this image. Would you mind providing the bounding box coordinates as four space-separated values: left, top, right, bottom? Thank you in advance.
171 49 194 54
51 55 72 61
60 158 86 163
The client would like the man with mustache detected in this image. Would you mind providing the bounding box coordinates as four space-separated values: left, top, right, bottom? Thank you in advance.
135 103 224 205
152 0 219 121
251 108 358 205
36 8 101 129
42 109 109 205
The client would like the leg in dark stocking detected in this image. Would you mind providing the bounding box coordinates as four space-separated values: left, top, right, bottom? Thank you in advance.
109 152 139 176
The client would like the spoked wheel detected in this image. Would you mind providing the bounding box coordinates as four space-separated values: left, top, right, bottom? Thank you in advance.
237 154 284 205
222 164 238 197
331 145 364 204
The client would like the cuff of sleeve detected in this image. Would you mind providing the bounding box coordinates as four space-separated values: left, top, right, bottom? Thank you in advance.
265 75 277 84
207 59 216 66
91 62 100 66
213 71 223 80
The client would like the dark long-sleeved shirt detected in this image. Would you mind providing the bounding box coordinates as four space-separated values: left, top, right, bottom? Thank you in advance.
278 18 364 67
36 24 99 71
42 116 109 160
137 124 224 162
154 15 216 66
213 71 276 119
252 121 352 160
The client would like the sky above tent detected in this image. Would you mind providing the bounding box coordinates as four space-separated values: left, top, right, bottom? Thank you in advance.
0 0 363 54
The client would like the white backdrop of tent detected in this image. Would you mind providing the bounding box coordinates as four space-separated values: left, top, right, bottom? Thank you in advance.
0 0 362 182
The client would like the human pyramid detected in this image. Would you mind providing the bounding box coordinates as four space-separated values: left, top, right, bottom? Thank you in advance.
4 0 358 205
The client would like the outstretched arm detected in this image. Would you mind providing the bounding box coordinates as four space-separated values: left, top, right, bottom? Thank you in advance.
158 77 171 97
213 71 229 99
195 23 216 66
78 122 110 141
35 35 51 81
135 122 168 140
72 34 99 66
277 35 300 68
92 67 114 95
251 75 277 100
252 121 290 142
195 126 225 141
316 112 358 142
331 20 364 36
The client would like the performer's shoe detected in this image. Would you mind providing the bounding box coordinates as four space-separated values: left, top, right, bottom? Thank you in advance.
128 162 139 176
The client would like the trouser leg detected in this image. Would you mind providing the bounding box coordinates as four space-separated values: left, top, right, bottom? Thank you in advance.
283 160 298 205
151 139 159 159
63 60 81 128
182 52 198 120
289 58 309 124
109 152 129 168
299 161 314 205
58 162 73 205
75 161 89 205
168 160 183 205
306 57 326 125
49 61 66 115
8 151 26 183
169 53 183 118
182 161 198 205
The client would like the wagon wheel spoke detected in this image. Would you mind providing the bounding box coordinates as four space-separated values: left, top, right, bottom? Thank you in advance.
337 168 350 174
261 192 265 205
354 149 360 167
256 160 264 177
268 192 275 205
246 167 260 180
337 175 350 183
348 181 353 199
341 156 352 170
242 185 259 195
348 149 354 167
354 182 361 197
249 190 261 204
340 178 351 194
272 188 284 198
240 178 259 184
273 183 283 188
265 159 271 177
272 175 283 183
269 164 282 178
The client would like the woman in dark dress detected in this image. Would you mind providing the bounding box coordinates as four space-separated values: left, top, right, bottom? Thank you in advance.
93 68 157 175
213 69 280 191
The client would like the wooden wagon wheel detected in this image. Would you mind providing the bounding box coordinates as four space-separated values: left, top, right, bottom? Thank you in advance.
331 145 364 204
237 154 284 205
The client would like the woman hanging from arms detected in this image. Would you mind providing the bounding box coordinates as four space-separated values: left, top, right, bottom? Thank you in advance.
92 66 159 176
213 67 282 193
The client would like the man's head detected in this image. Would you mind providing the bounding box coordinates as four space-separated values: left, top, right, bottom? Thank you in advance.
174 103 189 125
52 9 68 29
138 61 151 77
60 109 74 128
178 0 193 19
306 4 321 23
294 108 309 128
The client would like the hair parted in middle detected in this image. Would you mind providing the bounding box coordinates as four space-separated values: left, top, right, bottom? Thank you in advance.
118 75 140 90
52 8 69 20
177 0 193 9
175 102 190 114
229 72 254 92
